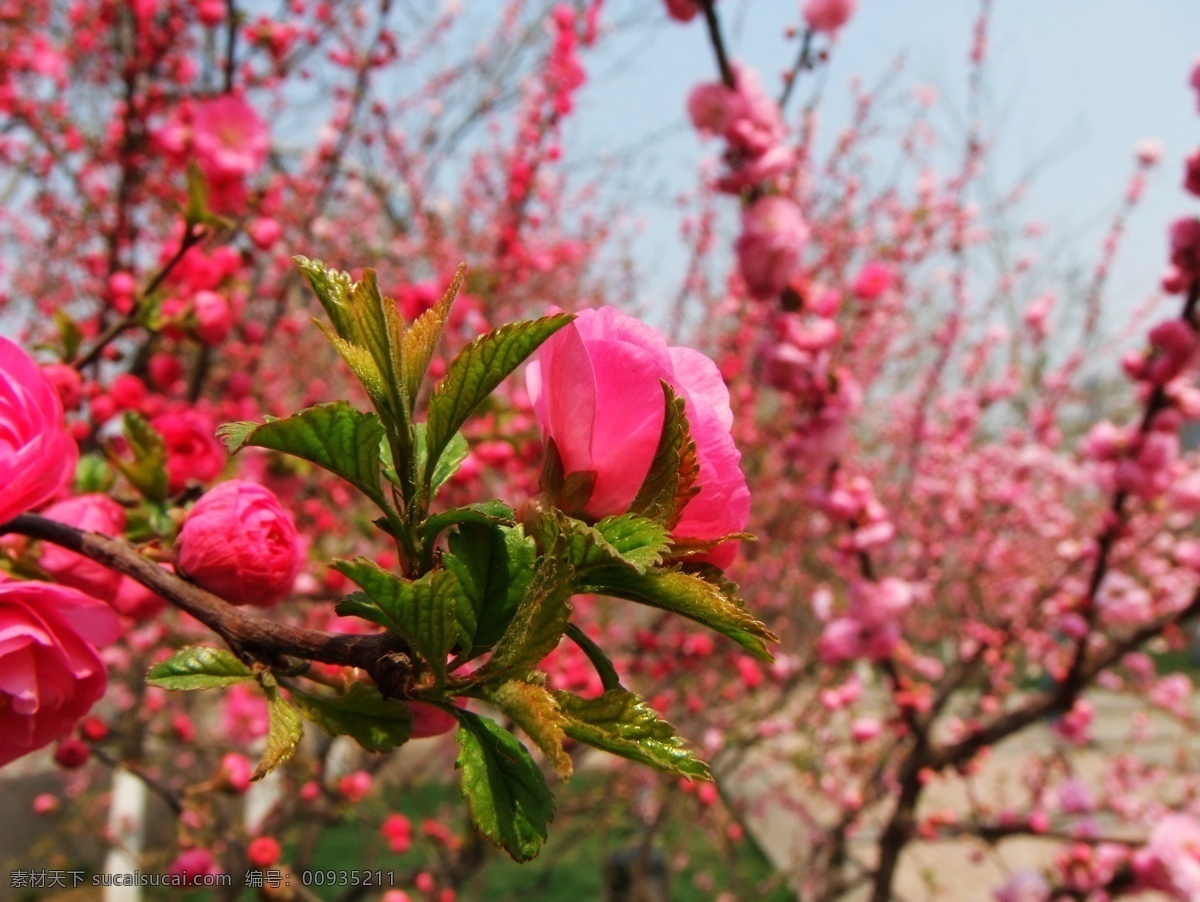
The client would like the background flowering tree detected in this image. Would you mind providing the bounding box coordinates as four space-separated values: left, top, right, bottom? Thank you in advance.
3 0 1200 900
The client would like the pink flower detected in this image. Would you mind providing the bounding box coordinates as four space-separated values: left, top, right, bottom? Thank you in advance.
526 307 750 568
687 83 745 138
1169 217 1200 280
337 770 373 802
408 701 458 738
192 290 234 345
167 849 222 885
151 410 225 492
39 494 126 601
1146 815 1200 900
1191 55 1200 112
0 337 78 524
246 836 281 868
191 96 269 180
735 196 809 300
381 813 412 853
0 581 120 767
1185 149 1200 198
851 262 894 301
176 481 303 606
662 0 703 22
1136 138 1163 166
801 0 858 35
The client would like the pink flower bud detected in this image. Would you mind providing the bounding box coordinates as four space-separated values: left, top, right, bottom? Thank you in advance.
801 0 857 35
167 849 221 885
192 291 235 345
176 481 303 606
0 337 79 524
246 836 281 868
525 307 750 568
851 262 894 301
150 410 225 492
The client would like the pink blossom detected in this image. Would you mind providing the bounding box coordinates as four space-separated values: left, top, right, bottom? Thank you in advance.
222 682 270 739
851 262 894 301
41 363 83 411
993 870 1049 902
735 196 808 300
1191 55 1200 111
687 83 745 138
1169 217 1200 279
382 813 412 853
1146 815 1200 900
218 752 253 793
110 574 168 620
246 836 281 868
0 581 120 767
662 0 703 22
150 410 225 492
176 481 303 606
526 307 750 568
191 96 269 180
0 337 79 524
801 0 858 35
337 770 373 802
408 701 458 738
1136 139 1163 166
39 494 127 601
192 290 235 345
1185 149 1200 198
167 849 222 885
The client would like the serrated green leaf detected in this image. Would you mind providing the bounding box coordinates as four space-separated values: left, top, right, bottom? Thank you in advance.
666 532 755 562
443 523 537 658
424 500 515 547
473 552 574 682
291 681 413 753
578 567 777 661
108 412 169 501
629 382 700 529
332 559 461 687
425 314 574 489
455 710 554 862
146 646 255 690
554 689 711 781
294 256 355 338
595 514 670 574
315 322 389 402
218 403 389 510
488 680 572 780
531 509 664 576
402 263 465 405
254 683 304 780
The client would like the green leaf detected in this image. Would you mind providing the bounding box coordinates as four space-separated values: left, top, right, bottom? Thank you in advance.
667 532 756 562
629 382 701 529
455 710 554 862
54 310 83 362
291 681 413 753
218 403 389 510
443 523 537 657
425 314 574 488
108 412 169 501
402 263 465 405
554 689 712 781
578 567 777 661
314 323 389 403
530 509 665 576
332 559 461 686
75 454 115 495
594 514 670 574
294 256 355 339
473 553 574 681
488 680 572 780
423 500 515 547
431 430 471 494
184 161 231 229
146 646 255 690
254 682 304 780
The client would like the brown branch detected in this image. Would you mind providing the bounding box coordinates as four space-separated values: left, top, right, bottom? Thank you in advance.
699 0 737 90
1 514 415 696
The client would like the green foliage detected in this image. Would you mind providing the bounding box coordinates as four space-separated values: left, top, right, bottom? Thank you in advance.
455 710 555 862
442 521 536 657
488 679 573 780
109 412 169 501
291 681 414 753
218 402 389 510
578 566 778 662
473 554 574 682
424 314 573 490
629 382 701 528
146 646 255 690
555 689 712 781
255 677 304 780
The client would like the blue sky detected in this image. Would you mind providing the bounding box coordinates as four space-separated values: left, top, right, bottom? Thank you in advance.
564 0 1200 327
